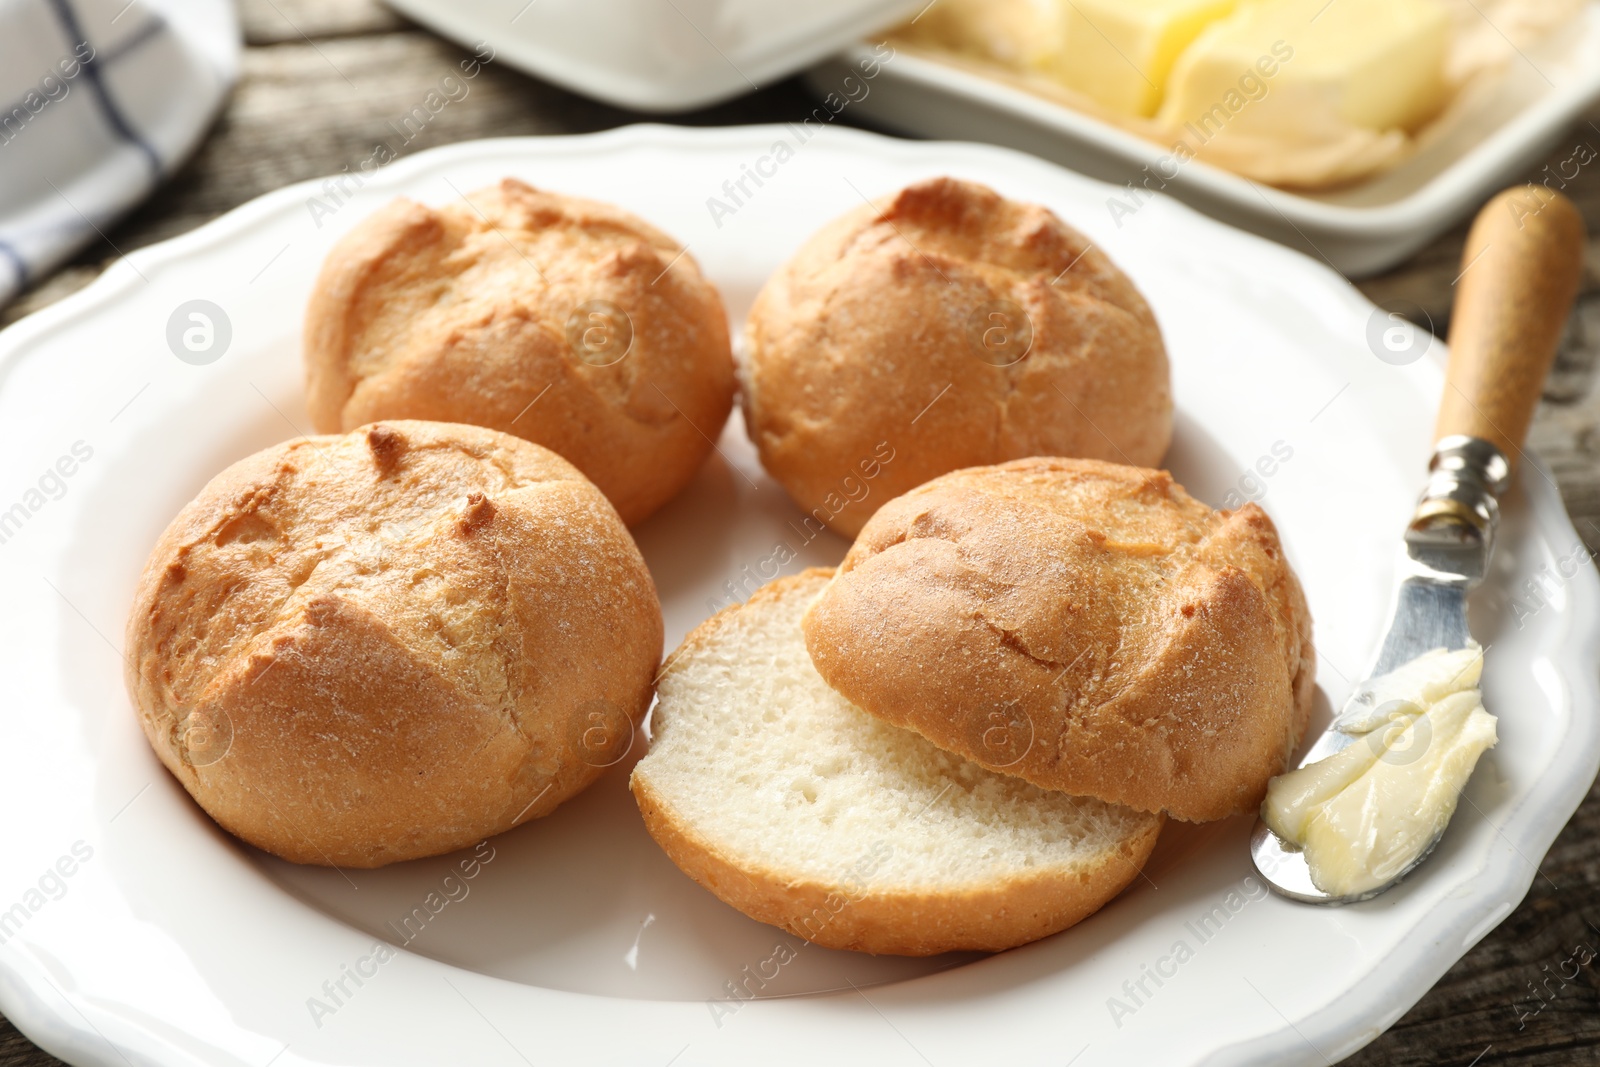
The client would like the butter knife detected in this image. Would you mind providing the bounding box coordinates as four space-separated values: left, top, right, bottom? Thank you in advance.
1252 186 1587 904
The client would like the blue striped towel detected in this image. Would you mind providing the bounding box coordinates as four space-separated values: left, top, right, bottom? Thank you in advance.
0 0 238 307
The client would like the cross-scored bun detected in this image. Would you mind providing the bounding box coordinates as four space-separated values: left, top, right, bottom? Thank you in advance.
125 421 662 867
741 176 1171 538
631 569 1162 956
303 178 735 525
803 459 1315 823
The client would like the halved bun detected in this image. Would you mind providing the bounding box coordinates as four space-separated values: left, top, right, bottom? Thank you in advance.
803 458 1315 823
631 569 1162 956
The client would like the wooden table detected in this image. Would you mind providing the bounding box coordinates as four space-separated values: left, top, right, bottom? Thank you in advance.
4 1 1598 1062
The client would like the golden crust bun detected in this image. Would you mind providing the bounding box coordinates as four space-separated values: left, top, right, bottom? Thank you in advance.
124 421 662 868
741 176 1172 538
802 458 1315 823
303 179 735 526
632 569 1162 956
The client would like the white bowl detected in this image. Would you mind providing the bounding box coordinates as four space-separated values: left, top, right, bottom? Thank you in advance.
382 0 922 111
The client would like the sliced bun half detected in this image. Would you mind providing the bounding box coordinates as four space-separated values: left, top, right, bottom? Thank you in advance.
631 569 1162 956
803 458 1316 823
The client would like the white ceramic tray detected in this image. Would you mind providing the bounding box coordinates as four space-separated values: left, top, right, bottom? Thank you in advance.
0 125 1595 1067
383 0 922 111
810 4 1600 277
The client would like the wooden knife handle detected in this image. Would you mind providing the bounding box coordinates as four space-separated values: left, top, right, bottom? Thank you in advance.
1438 186 1586 467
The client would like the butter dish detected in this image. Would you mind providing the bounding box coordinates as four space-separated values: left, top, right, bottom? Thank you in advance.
813 3 1600 276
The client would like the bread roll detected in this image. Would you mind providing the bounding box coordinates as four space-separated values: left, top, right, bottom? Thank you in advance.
632 569 1163 956
741 176 1171 538
304 179 735 526
125 421 661 867
803 458 1315 823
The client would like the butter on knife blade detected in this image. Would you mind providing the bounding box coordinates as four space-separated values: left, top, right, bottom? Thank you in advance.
1262 645 1497 898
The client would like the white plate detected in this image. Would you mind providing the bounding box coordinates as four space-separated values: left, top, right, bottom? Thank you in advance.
0 125 1595 1067
809 5 1600 277
382 0 922 112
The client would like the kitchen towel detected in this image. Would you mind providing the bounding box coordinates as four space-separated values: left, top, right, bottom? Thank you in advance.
0 0 239 308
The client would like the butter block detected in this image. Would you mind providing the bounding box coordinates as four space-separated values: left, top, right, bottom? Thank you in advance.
1158 0 1452 137
904 0 1068 72
1049 0 1239 118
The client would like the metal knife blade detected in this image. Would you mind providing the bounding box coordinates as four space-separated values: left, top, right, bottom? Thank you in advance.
1251 437 1508 904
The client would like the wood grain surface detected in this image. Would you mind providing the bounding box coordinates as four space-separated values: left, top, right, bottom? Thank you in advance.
2 0 1598 1063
